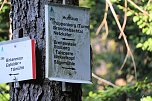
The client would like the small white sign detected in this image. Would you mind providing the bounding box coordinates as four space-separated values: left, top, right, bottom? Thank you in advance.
0 38 36 83
45 4 91 84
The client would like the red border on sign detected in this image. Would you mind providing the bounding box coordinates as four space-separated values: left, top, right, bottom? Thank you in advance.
32 39 36 79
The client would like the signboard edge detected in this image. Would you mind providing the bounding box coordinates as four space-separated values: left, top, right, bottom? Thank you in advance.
48 77 92 84
45 5 49 79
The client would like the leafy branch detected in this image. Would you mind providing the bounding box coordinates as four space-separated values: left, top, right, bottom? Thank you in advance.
127 0 149 16
0 0 6 11
0 0 10 11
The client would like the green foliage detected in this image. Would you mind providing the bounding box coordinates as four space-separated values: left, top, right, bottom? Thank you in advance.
136 38 152 51
0 0 10 40
140 96 152 101
85 86 131 101
131 1 152 51
83 80 152 101
80 0 152 101
0 84 10 101
0 1 10 100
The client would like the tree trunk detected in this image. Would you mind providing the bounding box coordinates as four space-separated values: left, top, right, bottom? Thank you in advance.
10 0 81 101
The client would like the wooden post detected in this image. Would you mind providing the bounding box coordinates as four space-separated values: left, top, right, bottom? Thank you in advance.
10 0 82 100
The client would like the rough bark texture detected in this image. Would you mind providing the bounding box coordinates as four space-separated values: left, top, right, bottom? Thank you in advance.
10 0 81 101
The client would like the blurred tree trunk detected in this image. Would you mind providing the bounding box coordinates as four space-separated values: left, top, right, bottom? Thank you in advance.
10 0 81 101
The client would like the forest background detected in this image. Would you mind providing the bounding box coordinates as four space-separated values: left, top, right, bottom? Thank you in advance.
0 0 152 101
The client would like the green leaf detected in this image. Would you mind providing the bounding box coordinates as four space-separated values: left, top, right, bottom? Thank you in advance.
127 11 133 16
146 29 151 35
117 5 124 10
140 96 152 101
142 28 149 34
137 20 143 26
139 23 146 28
136 43 143 48
133 16 140 22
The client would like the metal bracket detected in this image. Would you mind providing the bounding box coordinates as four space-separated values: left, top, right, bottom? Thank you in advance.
62 0 65 5
13 76 20 89
62 82 72 92
62 82 66 91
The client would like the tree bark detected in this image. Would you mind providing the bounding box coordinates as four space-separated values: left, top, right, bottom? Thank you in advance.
10 0 81 101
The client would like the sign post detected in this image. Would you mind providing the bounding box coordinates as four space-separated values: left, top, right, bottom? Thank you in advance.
45 4 91 84
0 38 36 84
